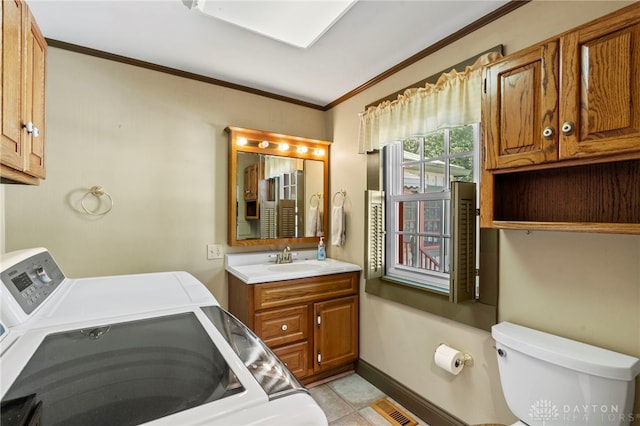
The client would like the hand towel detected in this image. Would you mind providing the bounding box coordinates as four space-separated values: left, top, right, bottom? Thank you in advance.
331 205 346 246
307 206 318 237
316 210 324 237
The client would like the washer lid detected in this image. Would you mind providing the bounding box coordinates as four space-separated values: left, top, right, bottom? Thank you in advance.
492 322 640 381
2 311 245 426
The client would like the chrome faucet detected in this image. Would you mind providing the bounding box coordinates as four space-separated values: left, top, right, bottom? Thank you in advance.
276 246 293 264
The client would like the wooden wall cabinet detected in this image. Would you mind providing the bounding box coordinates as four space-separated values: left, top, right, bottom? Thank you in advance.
481 3 640 234
1 0 47 185
244 163 259 201
228 271 359 384
484 4 640 170
243 163 259 219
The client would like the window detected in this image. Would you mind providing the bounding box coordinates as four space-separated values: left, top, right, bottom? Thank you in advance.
383 124 480 294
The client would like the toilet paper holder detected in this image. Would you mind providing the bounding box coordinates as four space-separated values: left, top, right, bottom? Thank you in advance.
437 343 474 368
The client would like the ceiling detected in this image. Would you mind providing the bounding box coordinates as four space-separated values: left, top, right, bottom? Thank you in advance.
28 0 511 108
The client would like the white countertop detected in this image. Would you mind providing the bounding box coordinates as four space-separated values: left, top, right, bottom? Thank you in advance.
225 250 361 284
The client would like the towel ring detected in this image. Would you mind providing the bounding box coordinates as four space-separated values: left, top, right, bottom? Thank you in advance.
310 193 321 208
81 186 114 216
332 190 346 207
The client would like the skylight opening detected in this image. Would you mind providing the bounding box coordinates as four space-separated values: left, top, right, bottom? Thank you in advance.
191 0 357 48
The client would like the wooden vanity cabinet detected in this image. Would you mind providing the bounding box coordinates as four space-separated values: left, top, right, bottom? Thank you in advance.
481 3 640 234
228 271 359 384
1 0 47 185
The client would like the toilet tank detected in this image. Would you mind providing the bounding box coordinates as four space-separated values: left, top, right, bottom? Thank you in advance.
492 322 640 426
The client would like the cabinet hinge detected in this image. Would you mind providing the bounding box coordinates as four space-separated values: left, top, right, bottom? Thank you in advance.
317 352 322 364
316 314 321 326
475 208 480 217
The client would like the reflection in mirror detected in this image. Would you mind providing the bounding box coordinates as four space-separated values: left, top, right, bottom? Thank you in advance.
226 127 330 247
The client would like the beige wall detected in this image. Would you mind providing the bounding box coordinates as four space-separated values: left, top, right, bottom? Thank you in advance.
2 1 640 425
3 48 326 305
326 1 639 424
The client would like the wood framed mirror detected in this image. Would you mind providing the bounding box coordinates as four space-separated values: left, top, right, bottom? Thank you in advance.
226 126 330 247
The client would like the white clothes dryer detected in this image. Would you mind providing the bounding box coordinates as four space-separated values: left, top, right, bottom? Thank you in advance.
0 248 327 426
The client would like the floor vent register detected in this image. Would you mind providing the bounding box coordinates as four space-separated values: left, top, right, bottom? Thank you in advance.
370 398 418 426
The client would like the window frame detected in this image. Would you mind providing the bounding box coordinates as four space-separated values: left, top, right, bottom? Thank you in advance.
383 124 481 294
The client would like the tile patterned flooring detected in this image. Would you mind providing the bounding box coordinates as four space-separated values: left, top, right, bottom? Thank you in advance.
308 373 430 426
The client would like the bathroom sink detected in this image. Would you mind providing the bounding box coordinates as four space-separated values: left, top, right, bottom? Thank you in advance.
225 250 361 284
267 262 325 272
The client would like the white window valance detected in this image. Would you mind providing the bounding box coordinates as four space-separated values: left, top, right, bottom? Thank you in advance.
358 52 503 153
264 156 304 179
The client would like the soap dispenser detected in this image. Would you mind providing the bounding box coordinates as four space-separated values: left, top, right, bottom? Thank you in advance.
317 237 326 260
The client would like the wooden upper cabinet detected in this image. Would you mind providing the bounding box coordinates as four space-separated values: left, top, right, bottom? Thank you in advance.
1 0 25 172
559 17 640 159
484 4 640 171
23 7 47 179
1 0 46 184
481 4 640 234
243 163 258 201
483 41 559 170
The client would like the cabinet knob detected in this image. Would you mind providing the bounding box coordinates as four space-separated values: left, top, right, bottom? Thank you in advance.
281 324 288 331
542 126 555 140
25 121 40 137
561 121 575 136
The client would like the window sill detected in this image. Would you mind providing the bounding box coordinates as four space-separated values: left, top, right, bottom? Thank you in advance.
364 276 496 331
380 275 449 297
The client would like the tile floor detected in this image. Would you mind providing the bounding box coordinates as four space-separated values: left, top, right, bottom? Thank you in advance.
308 373 430 426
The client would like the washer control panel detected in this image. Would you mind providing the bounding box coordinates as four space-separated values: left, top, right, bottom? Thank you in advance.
1 250 65 316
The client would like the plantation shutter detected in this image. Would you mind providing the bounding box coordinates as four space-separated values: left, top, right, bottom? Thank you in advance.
450 182 477 303
365 190 385 279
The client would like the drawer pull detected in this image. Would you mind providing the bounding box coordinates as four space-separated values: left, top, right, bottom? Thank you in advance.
281 324 288 331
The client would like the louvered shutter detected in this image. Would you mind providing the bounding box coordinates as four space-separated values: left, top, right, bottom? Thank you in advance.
450 182 477 303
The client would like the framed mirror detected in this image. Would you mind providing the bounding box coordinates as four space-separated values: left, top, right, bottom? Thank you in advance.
226 126 330 247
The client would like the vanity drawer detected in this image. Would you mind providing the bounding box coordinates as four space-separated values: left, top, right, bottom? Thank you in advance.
254 272 358 310
272 341 309 378
255 305 309 347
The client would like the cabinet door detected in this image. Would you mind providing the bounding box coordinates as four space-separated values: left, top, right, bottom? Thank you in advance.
559 18 640 159
23 7 46 178
313 295 358 372
244 164 258 201
1 0 24 170
483 41 559 169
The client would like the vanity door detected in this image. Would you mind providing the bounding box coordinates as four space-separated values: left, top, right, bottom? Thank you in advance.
313 295 358 373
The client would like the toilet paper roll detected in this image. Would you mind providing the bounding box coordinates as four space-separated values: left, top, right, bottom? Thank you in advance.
434 344 464 375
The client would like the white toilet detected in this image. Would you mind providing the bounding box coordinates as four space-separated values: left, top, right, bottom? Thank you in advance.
492 322 640 426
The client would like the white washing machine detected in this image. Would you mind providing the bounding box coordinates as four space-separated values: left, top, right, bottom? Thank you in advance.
0 248 327 426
